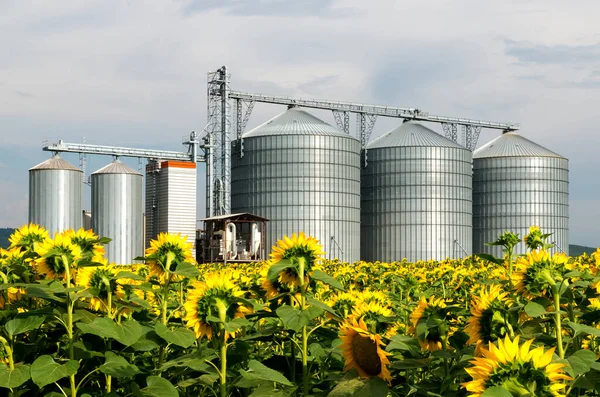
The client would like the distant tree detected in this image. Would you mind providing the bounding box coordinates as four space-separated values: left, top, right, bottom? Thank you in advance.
0 228 15 249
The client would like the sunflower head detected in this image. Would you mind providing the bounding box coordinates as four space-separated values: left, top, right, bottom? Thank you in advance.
409 296 453 352
184 270 252 341
339 317 392 384
33 234 83 280
76 264 122 312
267 232 324 289
512 250 568 299
463 335 571 397
351 300 394 335
9 223 49 253
523 226 553 251
145 233 195 281
465 284 517 346
62 228 106 262
0 247 27 268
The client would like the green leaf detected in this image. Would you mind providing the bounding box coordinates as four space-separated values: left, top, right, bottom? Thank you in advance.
311 270 344 290
276 305 323 332
155 323 196 348
224 318 251 333
140 376 178 397
267 259 295 282
567 349 598 376
100 352 140 378
5 315 45 338
306 297 340 318
354 377 389 397
248 384 294 397
114 271 145 281
0 363 30 388
481 386 513 397
567 322 600 337
76 318 142 346
30 355 79 388
171 261 200 278
247 360 293 386
476 253 504 265
327 372 366 397
524 301 547 318
386 334 421 353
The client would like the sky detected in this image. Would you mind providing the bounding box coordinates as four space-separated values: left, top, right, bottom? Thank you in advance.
1 0 599 245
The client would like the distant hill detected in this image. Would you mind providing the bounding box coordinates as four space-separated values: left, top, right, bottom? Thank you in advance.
0 228 15 249
569 244 598 256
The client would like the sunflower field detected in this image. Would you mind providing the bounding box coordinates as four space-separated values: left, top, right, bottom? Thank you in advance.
1 225 600 396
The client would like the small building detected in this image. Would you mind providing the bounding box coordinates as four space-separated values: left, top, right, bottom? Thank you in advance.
197 213 269 264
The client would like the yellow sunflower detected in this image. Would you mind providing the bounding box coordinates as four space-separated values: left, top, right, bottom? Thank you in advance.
409 296 452 352
464 284 516 346
33 234 82 280
145 233 194 281
61 228 105 262
76 264 123 312
8 223 48 251
339 317 392 384
0 247 27 267
184 271 252 341
351 300 394 335
268 232 324 288
463 335 571 397
512 250 570 299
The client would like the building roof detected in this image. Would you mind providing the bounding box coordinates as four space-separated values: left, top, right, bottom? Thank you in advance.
243 107 353 138
30 154 82 171
367 121 465 149
201 212 270 222
92 160 142 175
473 132 566 159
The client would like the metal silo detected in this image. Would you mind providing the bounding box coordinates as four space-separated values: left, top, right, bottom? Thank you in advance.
361 121 472 262
91 160 143 264
231 107 361 262
473 131 569 256
29 154 83 236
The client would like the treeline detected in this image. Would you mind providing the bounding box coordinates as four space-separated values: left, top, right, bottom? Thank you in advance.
0 228 15 249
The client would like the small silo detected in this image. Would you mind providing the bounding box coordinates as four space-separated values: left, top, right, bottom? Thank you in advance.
361 121 473 262
91 160 143 264
473 131 569 256
231 107 361 262
29 154 83 236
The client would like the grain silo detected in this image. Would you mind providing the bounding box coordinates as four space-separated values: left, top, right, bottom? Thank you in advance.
361 121 472 262
231 107 361 262
91 160 143 264
473 131 569 256
29 154 83 236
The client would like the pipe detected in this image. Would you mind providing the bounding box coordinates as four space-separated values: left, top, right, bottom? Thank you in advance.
226 222 237 260
251 222 261 257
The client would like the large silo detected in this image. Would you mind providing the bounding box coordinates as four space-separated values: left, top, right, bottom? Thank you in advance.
29 154 83 236
361 121 473 262
231 107 361 262
473 131 569 256
91 160 143 264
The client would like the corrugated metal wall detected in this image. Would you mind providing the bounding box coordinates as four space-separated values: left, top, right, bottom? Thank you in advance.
473 156 569 256
361 123 472 262
29 156 83 236
91 161 143 264
231 109 361 262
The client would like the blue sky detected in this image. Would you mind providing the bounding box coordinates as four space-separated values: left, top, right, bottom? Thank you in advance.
1 0 599 245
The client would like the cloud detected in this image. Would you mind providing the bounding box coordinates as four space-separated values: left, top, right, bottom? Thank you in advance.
505 39 600 64
183 0 354 18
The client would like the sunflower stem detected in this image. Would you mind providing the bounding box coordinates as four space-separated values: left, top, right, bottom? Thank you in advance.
297 257 309 397
217 301 228 397
552 285 565 359
157 262 171 375
0 336 15 370
62 255 77 397
106 290 113 393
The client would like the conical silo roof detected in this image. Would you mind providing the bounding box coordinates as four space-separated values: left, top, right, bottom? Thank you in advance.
92 159 142 175
29 154 82 171
243 107 350 138
367 121 464 149
473 132 565 159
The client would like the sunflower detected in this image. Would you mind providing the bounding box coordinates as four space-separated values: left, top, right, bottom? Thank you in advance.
0 247 27 267
512 250 569 299
76 264 122 312
339 317 392 384
409 296 452 351
351 300 394 335
145 233 194 281
8 223 49 252
268 232 324 288
33 234 82 280
465 284 516 346
62 228 105 262
328 290 361 319
463 335 571 396
184 271 252 341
